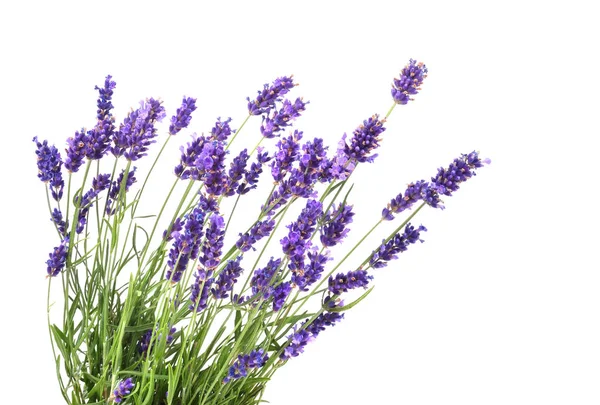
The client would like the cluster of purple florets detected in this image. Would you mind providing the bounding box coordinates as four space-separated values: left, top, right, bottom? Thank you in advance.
35 76 199 277
223 349 269 383
113 378 135 403
35 62 489 394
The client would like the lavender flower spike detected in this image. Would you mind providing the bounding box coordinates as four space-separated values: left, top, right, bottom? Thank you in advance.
112 378 134 403
86 75 116 159
111 98 166 161
169 96 197 135
247 75 296 115
431 150 490 197
370 223 427 269
33 137 64 201
223 349 269 383
343 114 386 164
391 59 428 105
46 236 69 277
328 269 372 295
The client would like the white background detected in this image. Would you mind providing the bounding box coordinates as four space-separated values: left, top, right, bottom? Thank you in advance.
1 1 599 404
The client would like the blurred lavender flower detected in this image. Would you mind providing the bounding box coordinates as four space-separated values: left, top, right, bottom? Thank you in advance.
223 348 269 383
370 223 426 269
260 98 307 138
86 75 116 159
33 136 64 201
247 76 296 115
391 59 428 105
46 236 69 277
113 378 134 403
112 98 166 161
169 97 197 135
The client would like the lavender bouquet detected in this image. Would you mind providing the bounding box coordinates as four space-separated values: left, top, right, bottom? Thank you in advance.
34 60 488 404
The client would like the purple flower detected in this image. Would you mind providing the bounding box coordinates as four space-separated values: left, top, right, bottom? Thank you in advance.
174 134 206 180
51 208 68 236
75 173 112 233
327 134 356 180
260 98 307 138
304 296 344 337
209 117 235 142
46 236 69 277
33 137 64 201
247 76 296 116
199 213 225 270
87 75 116 159
328 269 372 295
113 378 134 403
112 98 166 161
281 199 323 288
211 257 244 299
237 148 271 195
391 59 428 105
299 137 329 180
431 151 489 197
382 180 428 220
236 217 275 252
320 203 354 247
293 250 329 291
169 96 197 135
189 268 214 313
271 130 303 182
370 223 426 269
166 207 205 283
186 212 224 310
223 348 269 383
106 168 137 216
343 114 386 163
272 281 292 311
251 257 282 300
197 140 229 196
280 328 313 360
224 149 249 196
280 297 344 361
64 129 89 173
